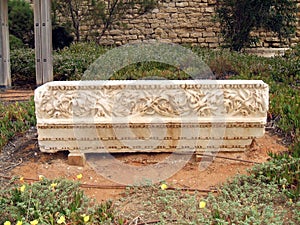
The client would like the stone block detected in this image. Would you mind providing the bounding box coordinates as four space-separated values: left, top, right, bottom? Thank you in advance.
68 152 86 167
176 2 189 7
35 80 269 160
181 38 198 43
206 37 219 43
203 32 215 37
191 32 203 38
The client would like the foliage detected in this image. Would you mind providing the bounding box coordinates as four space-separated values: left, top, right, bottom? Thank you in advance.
114 175 299 224
115 142 300 223
10 48 36 86
216 0 298 51
52 25 74 50
8 0 74 50
53 43 107 80
8 0 34 48
10 43 107 83
9 35 25 50
252 153 300 201
0 99 36 149
52 0 158 43
0 178 117 224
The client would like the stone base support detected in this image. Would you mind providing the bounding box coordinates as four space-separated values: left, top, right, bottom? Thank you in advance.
68 152 86 167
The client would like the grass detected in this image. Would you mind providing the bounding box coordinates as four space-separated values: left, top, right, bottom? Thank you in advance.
1 43 299 224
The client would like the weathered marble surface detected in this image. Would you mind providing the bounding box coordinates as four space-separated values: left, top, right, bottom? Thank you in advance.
34 80 269 154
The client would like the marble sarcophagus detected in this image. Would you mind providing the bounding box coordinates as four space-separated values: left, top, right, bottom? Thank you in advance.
34 80 268 164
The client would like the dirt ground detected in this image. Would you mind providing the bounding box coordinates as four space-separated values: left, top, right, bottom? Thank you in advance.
0 127 288 203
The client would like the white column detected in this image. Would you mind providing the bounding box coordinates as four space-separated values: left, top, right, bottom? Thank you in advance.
0 0 11 88
34 0 53 86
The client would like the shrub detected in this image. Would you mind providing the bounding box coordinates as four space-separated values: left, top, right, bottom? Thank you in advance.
52 25 74 50
53 43 107 80
8 0 34 48
9 35 25 50
10 48 36 86
216 0 298 51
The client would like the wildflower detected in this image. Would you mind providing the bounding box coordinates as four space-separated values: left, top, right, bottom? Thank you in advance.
83 215 90 223
289 198 293 203
81 214 90 223
4 221 11 225
16 221 23 225
57 215 66 224
199 201 206 209
50 183 57 190
76 174 83 180
282 184 286 190
20 185 26 192
38 175 44 181
30 220 38 225
160 183 168 190
19 177 24 183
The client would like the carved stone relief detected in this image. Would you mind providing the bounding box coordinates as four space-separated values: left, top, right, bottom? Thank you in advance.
34 80 269 154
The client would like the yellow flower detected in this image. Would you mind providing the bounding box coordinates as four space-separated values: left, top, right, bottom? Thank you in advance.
50 183 57 190
19 177 24 183
20 185 26 192
76 174 83 180
57 215 66 224
160 183 168 190
83 215 90 223
199 201 206 209
30 220 38 225
16 221 23 225
4 221 11 225
38 175 44 181
289 198 293 203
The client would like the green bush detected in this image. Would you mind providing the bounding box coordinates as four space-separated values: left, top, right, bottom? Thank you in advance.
53 43 107 80
216 0 297 51
9 35 25 50
10 48 36 86
8 0 34 48
52 25 74 50
10 43 107 83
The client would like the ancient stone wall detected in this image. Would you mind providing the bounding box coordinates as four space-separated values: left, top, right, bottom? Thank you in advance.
29 0 300 48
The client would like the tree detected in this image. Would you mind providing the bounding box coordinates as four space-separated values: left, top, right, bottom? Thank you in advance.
52 0 158 43
8 0 34 48
216 0 298 51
